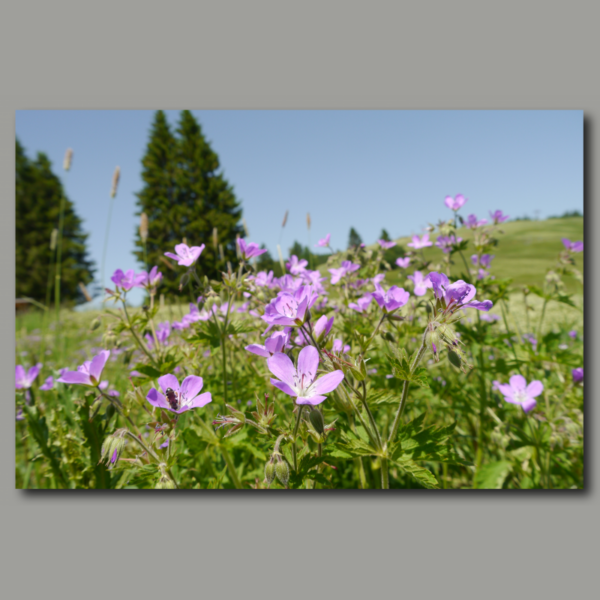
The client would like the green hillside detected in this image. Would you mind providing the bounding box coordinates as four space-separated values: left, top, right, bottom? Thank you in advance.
384 217 584 293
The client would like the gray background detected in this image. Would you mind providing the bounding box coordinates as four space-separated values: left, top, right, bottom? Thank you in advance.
1 1 596 599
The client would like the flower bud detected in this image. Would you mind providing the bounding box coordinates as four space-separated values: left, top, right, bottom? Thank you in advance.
448 350 462 369
265 459 276 486
155 476 176 489
179 272 190 291
309 408 325 436
90 316 102 331
100 431 126 467
275 459 290 486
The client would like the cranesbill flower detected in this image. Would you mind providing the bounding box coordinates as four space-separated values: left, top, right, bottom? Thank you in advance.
562 238 584 253
490 210 510 224
568 330 577 340
111 269 146 291
140 266 163 289
372 283 410 313
428 272 493 313
396 257 411 268
572 368 583 384
465 214 488 229
146 321 171 348
407 234 433 249
15 363 42 389
262 286 319 328
237 238 267 260
57 351 110 387
408 271 433 296
146 374 212 414
472 254 495 268
348 294 373 313
444 194 467 211
435 235 462 254
246 330 291 358
267 345 344 406
253 270 274 287
287 255 308 275
493 375 543 413
332 339 351 354
315 233 331 248
165 243 205 267
40 376 54 391
378 239 396 249
295 315 334 346
329 261 360 284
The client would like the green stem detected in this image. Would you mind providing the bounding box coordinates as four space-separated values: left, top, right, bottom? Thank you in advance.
220 445 242 489
381 458 390 489
54 183 67 326
388 328 429 444
537 298 549 343
291 405 304 472
121 299 159 368
348 414 368 489
361 380 382 450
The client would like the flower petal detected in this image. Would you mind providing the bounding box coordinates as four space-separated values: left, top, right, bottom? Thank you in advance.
58 371 93 386
245 344 271 358
509 374 527 393
309 370 345 396
521 398 537 413
146 388 170 410
296 395 327 406
267 353 297 389
89 351 110 382
297 345 319 387
179 392 212 412
525 380 544 398
158 374 180 394
270 378 297 397
180 375 203 400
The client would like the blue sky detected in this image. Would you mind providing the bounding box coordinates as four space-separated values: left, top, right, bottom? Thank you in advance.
15 110 583 307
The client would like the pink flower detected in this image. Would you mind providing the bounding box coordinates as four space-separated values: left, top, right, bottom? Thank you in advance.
562 238 584 253
378 239 396 249
57 351 110 387
444 194 467 211
246 330 291 358
164 243 205 267
407 234 433 249
396 257 410 268
489 210 510 224
493 375 543 413
237 238 268 260
15 363 42 389
267 345 344 406
111 269 146 291
407 271 432 296
286 255 308 275
315 233 331 248
146 374 212 414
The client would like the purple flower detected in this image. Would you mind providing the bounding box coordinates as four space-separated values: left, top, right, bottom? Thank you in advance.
15 363 42 389
295 315 334 346
471 254 495 268
562 238 584 253
444 194 467 211
246 330 291 358
315 233 331 248
371 283 410 313
489 210 510 224
164 243 205 267
262 286 319 328
40 376 54 391
110 269 146 291
407 271 433 296
286 255 309 275
253 270 274 287
493 375 543 413
267 345 344 406
57 351 110 387
237 238 267 260
378 239 396 249
348 294 373 313
568 330 577 340
427 272 493 313
396 257 411 268
407 234 433 249
332 339 351 354
329 261 360 284
572 368 583 384
140 266 163 289
146 321 171 348
146 374 212 414
435 235 462 254
465 214 488 229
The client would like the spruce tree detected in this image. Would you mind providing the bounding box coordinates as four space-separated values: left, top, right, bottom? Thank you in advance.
348 227 363 249
380 228 391 242
16 139 95 304
134 110 243 296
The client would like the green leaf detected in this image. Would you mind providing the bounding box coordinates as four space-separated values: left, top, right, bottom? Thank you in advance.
393 457 440 489
474 460 512 489
133 364 162 379
182 429 209 454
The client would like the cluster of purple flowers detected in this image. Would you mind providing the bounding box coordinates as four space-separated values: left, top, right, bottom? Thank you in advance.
111 266 163 291
435 235 462 254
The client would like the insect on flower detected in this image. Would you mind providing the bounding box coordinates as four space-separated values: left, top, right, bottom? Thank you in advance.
164 387 179 411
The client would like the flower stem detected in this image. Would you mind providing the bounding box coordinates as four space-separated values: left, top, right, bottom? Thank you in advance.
220 445 242 489
381 458 390 489
121 299 159 368
388 328 429 444
291 405 304 472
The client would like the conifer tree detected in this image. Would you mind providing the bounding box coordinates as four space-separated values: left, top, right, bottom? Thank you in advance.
348 227 363 249
134 110 243 295
16 139 95 304
380 228 391 242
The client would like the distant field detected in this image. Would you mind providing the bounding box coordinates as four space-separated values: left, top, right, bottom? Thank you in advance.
382 217 584 293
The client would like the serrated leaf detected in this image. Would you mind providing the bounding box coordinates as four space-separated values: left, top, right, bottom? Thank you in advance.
132 364 162 379
393 457 440 489
474 460 512 489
